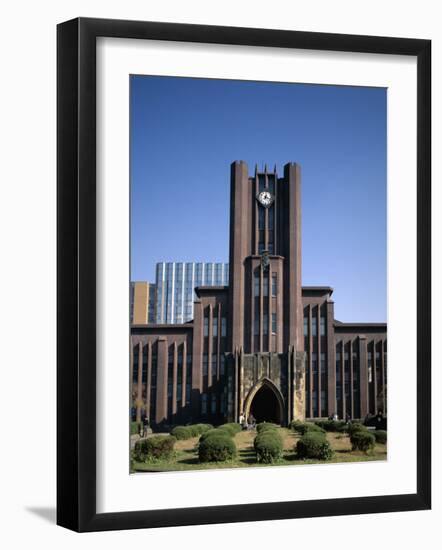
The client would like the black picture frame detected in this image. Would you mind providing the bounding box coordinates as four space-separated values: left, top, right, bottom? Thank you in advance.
57 17 431 532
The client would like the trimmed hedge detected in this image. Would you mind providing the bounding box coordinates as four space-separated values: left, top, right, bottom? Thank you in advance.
374 430 387 444
171 424 214 439
187 423 213 437
133 435 176 462
314 419 347 432
254 431 283 463
218 423 242 436
296 432 333 460
256 422 279 434
171 426 193 440
347 422 367 436
199 428 233 443
292 422 326 436
198 433 237 462
350 430 376 452
131 421 141 435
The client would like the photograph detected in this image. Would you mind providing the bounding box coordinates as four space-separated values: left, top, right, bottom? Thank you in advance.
129 75 388 473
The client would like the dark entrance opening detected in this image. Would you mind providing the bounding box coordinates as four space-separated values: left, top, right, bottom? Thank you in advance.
249 385 282 424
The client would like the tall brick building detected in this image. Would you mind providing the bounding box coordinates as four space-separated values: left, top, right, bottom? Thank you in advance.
130 161 387 427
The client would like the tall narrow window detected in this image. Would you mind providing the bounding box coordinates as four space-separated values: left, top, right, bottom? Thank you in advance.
221 317 227 337
312 314 318 337
303 316 308 337
177 348 183 408
185 353 192 406
150 346 157 421
203 354 208 376
213 316 218 338
254 316 259 335
272 273 277 296
211 354 217 379
263 313 269 335
201 394 207 415
254 272 260 297
272 313 277 333
320 316 326 336
211 393 217 414
263 272 269 297
312 352 318 374
320 352 326 375
203 315 209 337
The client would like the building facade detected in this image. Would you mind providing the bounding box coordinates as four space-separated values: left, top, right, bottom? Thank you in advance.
154 262 229 324
130 282 156 324
130 161 387 427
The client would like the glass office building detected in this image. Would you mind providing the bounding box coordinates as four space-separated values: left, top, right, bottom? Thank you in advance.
155 262 229 324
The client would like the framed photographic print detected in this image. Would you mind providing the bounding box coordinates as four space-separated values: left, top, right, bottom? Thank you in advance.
57 17 431 532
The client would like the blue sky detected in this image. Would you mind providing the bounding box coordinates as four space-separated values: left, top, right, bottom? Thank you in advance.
130 76 386 322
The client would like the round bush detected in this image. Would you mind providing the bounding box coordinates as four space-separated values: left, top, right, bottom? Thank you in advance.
171 426 193 440
374 430 387 444
254 432 283 463
347 422 367 436
218 423 242 436
315 420 347 432
294 422 326 436
199 428 233 443
296 432 333 460
256 422 278 434
133 435 176 462
198 434 237 462
187 423 213 437
350 430 376 452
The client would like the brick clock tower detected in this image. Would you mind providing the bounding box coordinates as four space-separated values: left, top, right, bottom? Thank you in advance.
226 161 306 424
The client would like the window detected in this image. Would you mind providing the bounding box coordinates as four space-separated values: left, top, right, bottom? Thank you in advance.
213 317 218 338
201 394 207 415
185 353 192 406
320 316 326 336
312 352 318 374
203 354 208 376
304 316 308 337
312 315 317 336
263 313 268 335
211 354 217 378
132 346 139 383
272 313 277 333
203 315 209 337
220 355 226 376
320 352 326 375
150 348 157 421
263 273 269 297
272 274 277 296
368 351 373 383
254 272 260 297
254 316 259 335
221 317 227 338
211 393 217 414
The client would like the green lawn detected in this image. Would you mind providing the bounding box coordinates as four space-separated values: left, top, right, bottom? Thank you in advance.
131 427 387 473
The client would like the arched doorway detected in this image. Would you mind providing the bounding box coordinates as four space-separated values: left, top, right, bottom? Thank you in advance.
245 379 284 425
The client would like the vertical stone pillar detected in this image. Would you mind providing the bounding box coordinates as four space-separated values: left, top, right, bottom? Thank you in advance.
308 304 313 418
156 337 168 423
326 300 336 416
228 161 250 351
146 341 152 421
182 340 187 406
136 343 143 423
172 341 178 416
283 163 303 352
317 305 321 418
192 301 203 419
350 338 354 418
359 336 369 418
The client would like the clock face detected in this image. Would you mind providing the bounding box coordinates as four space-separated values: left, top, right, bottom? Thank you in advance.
257 190 274 207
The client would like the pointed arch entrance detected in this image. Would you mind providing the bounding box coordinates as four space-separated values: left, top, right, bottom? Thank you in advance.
244 378 285 425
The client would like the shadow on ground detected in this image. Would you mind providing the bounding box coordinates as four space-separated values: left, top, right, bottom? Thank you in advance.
26 507 56 524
